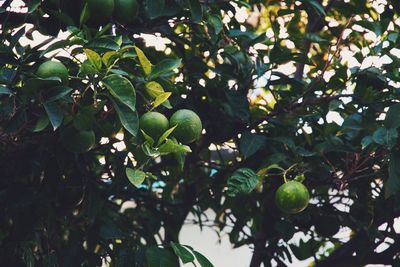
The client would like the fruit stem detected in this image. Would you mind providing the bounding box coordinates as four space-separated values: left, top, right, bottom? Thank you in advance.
283 164 297 183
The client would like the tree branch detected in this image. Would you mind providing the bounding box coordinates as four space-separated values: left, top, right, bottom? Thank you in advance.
294 0 338 79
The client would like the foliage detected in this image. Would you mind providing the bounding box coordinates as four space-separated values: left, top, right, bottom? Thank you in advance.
1 0 400 266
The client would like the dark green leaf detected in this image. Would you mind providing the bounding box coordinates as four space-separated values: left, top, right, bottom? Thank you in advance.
146 0 166 19
372 128 398 149
109 96 139 137
146 247 177 267
103 74 136 112
239 132 267 159
386 152 400 198
43 101 64 130
150 59 182 79
385 103 400 129
170 242 195 264
227 168 259 197
187 0 202 23
193 251 214 267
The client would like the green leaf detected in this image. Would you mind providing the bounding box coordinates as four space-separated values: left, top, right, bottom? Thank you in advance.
145 81 164 98
239 132 267 159
142 142 160 157
158 139 192 155
102 51 120 67
135 46 152 75
24 77 62 92
109 96 139 137
187 0 202 23
372 128 398 149
157 125 177 146
193 251 214 267
146 247 177 267
151 92 172 110
386 152 400 198
141 130 155 147
302 0 326 17
45 86 72 102
329 99 342 111
28 0 41 13
33 115 49 132
103 74 136 112
85 38 120 51
170 242 195 264
83 49 102 71
385 103 400 129
207 14 223 34
126 168 146 187
227 168 259 197
150 59 181 79
80 3 90 26
146 0 166 19
304 33 330 44
145 81 172 109
0 86 12 95
43 101 64 130
361 136 373 148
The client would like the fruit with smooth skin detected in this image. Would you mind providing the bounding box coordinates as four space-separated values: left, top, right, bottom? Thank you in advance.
86 0 114 24
169 109 202 144
140 112 169 140
36 61 69 85
114 0 139 24
61 128 96 153
275 181 310 214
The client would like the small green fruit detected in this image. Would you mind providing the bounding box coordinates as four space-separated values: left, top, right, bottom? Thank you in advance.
86 0 114 24
61 128 96 153
114 0 139 24
140 112 169 141
275 181 310 214
169 109 202 144
36 61 69 85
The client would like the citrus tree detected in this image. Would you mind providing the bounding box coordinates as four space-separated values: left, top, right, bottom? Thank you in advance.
1 0 400 266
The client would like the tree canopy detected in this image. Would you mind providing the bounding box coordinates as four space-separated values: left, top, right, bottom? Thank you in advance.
1 0 400 266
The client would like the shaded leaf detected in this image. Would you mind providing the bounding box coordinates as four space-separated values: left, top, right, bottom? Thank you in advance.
170 242 195 264
43 101 63 130
227 168 259 197
103 74 136 112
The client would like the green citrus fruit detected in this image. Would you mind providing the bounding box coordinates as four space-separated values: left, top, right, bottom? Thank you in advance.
36 61 69 85
114 0 139 24
60 128 96 153
169 109 202 144
139 112 169 140
86 0 114 24
275 181 310 214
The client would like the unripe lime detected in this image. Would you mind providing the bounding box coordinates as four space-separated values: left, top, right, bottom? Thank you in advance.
36 61 69 85
139 112 169 140
169 109 202 144
86 0 114 24
114 0 139 24
61 128 96 153
275 181 310 214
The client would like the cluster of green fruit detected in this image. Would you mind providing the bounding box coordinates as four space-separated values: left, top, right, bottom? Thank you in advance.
37 61 308 216
84 0 139 25
140 110 203 144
